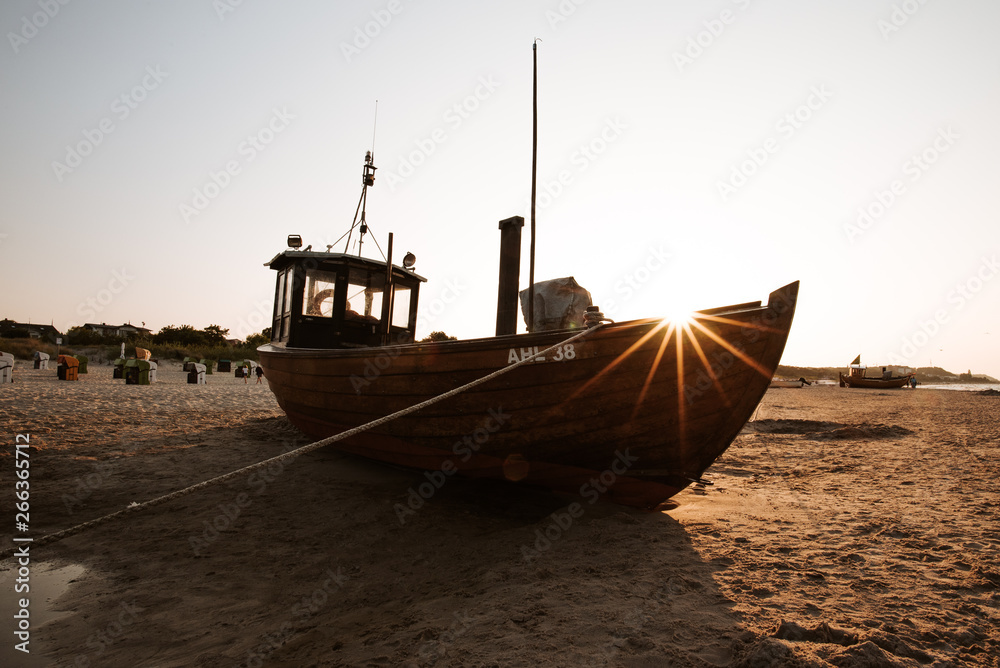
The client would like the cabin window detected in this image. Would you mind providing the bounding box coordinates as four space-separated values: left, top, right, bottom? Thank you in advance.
283 268 295 338
272 269 284 341
274 269 285 320
302 268 339 317
391 285 411 328
346 273 385 325
283 269 294 315
272 267 295 341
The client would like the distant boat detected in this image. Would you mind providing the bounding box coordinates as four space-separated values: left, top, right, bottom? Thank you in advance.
769 377 812 388
839 355 915 389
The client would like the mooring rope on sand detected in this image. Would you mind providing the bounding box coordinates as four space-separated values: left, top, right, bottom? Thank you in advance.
1 324 606 559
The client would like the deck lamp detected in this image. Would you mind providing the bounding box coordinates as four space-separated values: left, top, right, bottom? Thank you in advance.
403 252 416 269
287 235 302 249
363 151 376 187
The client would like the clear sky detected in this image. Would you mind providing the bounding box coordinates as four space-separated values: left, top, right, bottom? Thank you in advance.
2 1 998 377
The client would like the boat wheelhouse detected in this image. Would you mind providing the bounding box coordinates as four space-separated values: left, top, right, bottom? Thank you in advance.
267 244 426 350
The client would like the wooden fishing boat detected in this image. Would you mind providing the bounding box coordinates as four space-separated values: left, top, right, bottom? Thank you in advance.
257 212 799 508
839 355 915 389
839 372 914 389
769 377 812 388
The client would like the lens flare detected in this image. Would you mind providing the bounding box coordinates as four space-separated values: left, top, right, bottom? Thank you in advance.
663 304 695 327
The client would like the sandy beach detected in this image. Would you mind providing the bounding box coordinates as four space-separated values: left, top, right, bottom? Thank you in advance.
1 363 998 667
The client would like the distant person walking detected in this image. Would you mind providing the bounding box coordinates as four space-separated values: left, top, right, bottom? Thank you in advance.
243 364 250 384
255 366 263 384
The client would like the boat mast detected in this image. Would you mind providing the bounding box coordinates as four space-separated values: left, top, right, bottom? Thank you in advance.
343 151 378 255
344 102 380 257
528 40 539 332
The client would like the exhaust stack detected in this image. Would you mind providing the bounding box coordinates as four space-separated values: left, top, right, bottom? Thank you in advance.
496 216 524 336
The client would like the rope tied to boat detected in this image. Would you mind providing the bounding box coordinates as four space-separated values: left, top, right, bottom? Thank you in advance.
0 323 606 558
583 305 613 328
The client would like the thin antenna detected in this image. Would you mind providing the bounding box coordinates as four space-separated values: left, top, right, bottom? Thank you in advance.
370 100 378 159
343 104 383 259
528 39 540 333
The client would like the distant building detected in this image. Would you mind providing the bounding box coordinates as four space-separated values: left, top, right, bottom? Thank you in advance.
0 319 63 343
82 322 153 338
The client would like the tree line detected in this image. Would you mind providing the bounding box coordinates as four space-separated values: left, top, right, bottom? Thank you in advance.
65 324 270 347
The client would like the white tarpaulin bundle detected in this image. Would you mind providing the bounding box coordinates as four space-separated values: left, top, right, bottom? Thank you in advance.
519 277 593 332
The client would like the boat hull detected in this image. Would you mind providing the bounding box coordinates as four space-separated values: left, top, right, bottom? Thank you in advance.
258 282 799 508
839 372 914 389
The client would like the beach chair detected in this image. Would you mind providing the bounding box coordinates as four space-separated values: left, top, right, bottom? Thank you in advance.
124 359 153 385
34 351 49 369
188 363 206 385
57 355 79 381
0 352 13 383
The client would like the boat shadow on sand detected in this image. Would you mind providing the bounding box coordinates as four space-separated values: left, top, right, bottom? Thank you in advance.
742 418 915 441
12 415 972 667
25 415 777 667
